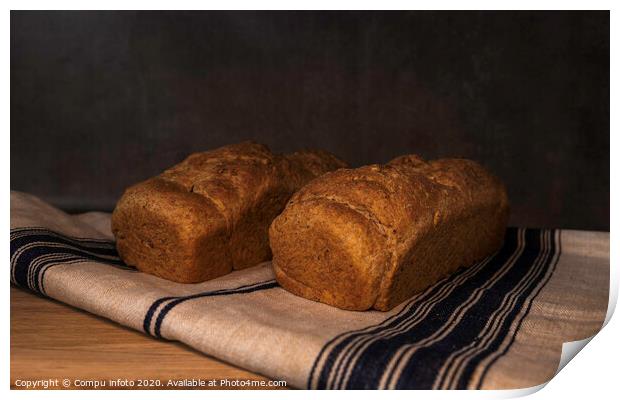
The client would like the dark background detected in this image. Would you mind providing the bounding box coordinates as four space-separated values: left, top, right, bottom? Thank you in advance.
11 11 609 230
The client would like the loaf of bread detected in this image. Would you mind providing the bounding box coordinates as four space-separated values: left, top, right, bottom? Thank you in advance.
269 154 509 311
111 142 346 283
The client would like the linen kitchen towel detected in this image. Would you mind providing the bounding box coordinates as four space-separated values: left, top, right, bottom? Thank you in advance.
10 191 609 389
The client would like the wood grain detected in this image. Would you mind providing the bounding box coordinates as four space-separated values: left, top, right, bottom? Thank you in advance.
10 286 286 390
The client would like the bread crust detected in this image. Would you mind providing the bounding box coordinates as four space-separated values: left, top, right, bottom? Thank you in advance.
269 155 509 311
111 142 346 283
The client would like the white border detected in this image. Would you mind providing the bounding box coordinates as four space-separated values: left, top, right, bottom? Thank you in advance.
4 3 616 400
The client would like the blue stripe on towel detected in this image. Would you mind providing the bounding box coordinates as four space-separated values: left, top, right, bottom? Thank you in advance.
309 228 559 389
312 228 521 389
392 229 552 389
469 230 561 389
143 280 279 338
10 227 131 295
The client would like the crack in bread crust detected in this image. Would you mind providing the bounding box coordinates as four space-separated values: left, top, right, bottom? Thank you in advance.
294 193 392 242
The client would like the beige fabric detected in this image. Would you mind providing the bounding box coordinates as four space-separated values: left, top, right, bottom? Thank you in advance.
10 191 609 389
480 230 609 389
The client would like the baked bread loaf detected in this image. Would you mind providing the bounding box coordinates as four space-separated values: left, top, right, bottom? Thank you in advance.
111 142 346 283
269 154 509 311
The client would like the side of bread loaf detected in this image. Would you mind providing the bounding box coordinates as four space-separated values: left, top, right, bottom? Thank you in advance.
269 154 509 311
111 142 346 283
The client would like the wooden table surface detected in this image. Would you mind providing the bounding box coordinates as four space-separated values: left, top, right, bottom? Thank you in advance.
10 286 285 390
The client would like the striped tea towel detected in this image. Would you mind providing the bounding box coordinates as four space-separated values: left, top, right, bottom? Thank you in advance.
10 191 609 389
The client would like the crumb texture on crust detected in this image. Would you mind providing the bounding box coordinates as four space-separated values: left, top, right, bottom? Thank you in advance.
269 154 510 311
111 141 346 283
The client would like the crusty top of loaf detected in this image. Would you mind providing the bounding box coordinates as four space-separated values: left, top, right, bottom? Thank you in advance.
148 141 346 232
154 142 275 231
284 154 508 281
291 154 505 228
